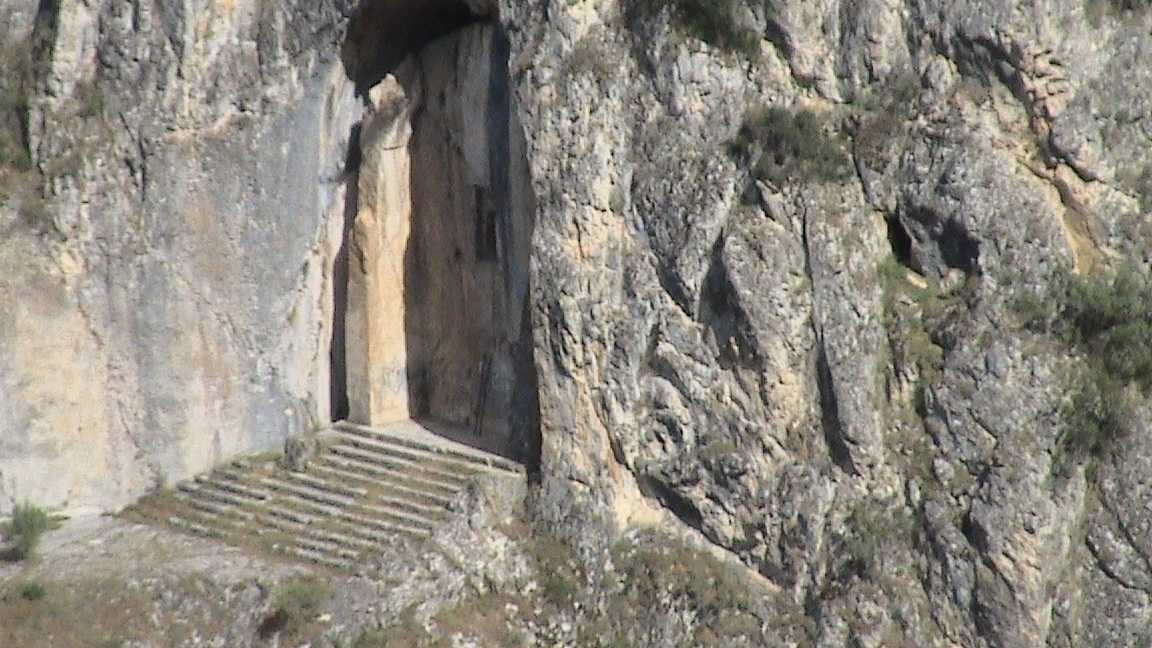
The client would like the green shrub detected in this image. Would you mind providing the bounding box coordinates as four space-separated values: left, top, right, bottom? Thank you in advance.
1022 266 1152 464
877 256 949 385
854 74 922 169
1109 0 1152 10
4 502 50 561
0 42 32 173
257 575 331 639
351 626 425 648
526 536 584 606
628 0 760 58
1086 0 1152 26
841 501 916 579
17 581 45 602
731 106 850 185
1057 267 1152 388
1059 371 1131 463
609 533 767 644
1134 164 1152 214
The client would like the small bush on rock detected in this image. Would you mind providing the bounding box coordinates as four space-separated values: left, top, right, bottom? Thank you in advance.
17 581 45 602
603 532 785 645
628 0 761 58
1020 266 1152 465
257 575 330 640
3 502 50 561
731 106 851 186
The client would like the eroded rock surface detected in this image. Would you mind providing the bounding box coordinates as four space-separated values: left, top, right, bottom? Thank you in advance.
3 0 1152 645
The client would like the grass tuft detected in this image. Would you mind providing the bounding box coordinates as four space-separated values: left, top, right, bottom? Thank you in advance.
17 581 45 602
3 502 51 561
256 575 331 640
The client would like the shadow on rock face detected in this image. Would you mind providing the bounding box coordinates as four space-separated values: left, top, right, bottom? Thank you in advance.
341 0 488 98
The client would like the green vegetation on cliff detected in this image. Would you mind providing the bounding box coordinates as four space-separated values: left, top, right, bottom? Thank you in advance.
731 106 851 186
1020 266 1152 462
628 0 761 58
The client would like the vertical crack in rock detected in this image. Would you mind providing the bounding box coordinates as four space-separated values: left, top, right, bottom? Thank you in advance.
328 123 360 422
815 338 858 476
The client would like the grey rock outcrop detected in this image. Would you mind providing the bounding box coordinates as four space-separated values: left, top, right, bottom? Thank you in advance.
502 0 1152 645
3 0 1152 644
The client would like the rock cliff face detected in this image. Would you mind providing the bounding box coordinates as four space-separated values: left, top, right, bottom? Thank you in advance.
3 0 1152 644
0 0 363 512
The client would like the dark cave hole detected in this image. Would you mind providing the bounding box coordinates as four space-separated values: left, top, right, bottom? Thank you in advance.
341 0 488 97
939 219 981 276
885 214 915 270
698 238 757 370
640 476 705 531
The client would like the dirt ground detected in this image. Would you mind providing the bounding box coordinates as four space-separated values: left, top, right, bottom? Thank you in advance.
0 515 373 647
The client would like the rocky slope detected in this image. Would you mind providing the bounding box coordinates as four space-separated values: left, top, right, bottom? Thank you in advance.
3 0 1152 645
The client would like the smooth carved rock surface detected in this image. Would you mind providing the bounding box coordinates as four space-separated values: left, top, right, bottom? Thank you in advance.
347 68 420 426
0 0 362 513
3 0 1152 645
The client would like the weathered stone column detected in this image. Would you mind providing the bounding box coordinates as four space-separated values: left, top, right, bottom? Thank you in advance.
345 66 422 426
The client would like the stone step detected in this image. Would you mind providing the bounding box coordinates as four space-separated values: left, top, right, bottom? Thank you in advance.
313 452 462 498
160 505 251 542
320 442 467 493
336 422 524 474
278 545 353 571
162 501 364 569
196 473 272 501
266 532 361 564
320 438 467 484
261 501 429 546
173 488 256 522
187 481 263 509
278 467 446 517
252 516 361 562
331 429 487 476
166 515 226 540
308 462 457 508
261 487 438 535
256 474 358 510
355 490 445 520
179 481 261 512
250 512 373 557
282 470 370 500
329 433 476 484
326 506 433 542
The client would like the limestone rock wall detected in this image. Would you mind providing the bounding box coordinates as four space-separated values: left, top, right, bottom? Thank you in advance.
0 0 361 513
5 0 1152 644
408 23 535 448
499 0 1152 645
346 64 420 426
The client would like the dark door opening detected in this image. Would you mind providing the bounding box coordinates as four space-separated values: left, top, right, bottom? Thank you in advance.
338 0 541 467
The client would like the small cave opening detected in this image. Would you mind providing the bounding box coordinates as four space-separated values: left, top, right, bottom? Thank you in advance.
885 213 915 270
892 206 982 278
341 0 489 98
939 219 981 276
335 0 541 468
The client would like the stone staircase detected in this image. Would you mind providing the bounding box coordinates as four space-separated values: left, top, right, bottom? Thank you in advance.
125 421 524 571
